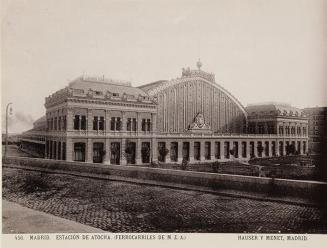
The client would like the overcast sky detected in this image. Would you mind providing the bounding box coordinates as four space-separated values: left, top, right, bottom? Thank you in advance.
2 0 327 133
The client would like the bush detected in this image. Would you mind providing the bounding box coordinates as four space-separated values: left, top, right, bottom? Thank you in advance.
150 161 159 168
180 159 189 170
212 161 220 173
20 173 51 193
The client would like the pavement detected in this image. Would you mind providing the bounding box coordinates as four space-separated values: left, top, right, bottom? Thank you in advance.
2 200 104 233
3 168 327 233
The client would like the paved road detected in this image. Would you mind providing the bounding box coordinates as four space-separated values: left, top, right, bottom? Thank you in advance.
3 167 327 233
2 200 103 233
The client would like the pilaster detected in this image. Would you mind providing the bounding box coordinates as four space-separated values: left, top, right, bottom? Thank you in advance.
200 141 205 161
152 138 158 162
177 141 183 162
210 140 215 161
136 138 142 164
66 138 73 161
189 140 194 163
220 140 225 160
104 139 111 165
87 139 93 163
121 138 127 165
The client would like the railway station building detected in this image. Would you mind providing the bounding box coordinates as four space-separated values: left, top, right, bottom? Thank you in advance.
21 61 309 164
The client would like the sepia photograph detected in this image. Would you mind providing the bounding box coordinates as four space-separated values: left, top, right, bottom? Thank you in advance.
1 0 327 246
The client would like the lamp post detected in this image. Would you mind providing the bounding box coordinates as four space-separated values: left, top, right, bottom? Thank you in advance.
4 102 13 160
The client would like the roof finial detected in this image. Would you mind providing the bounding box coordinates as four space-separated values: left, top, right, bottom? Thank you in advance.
196 58 202 70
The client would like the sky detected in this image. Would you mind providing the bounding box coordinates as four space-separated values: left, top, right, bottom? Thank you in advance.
2 0 327 133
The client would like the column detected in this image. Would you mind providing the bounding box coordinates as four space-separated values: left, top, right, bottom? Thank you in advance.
254 141 258 158
152 113 157 133
220 140 225 160
299 140 303 154
200 141 205 161
236 141 241 159
268 141 273 157
121 111 126 132
210 140 215 161
66 107 73 131
177 141 183 162
137 112 141 133
121 138 127 165
136 139 142 164
246 141 251 159
261 140 266 158
189 140 194 163
87 109 93 131
105 110 111 132
152 138 158 162
87 139 93 163
66 138 73 161
276 140 280 156
166 142 171 163
104 139 111 165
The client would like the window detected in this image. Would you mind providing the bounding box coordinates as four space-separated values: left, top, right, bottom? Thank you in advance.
279 126 284 135
116 117 122 131
127 118 131 131
54 117 57 130
81 116 86 130
99 117 104 130
111 117 115 131
58 117 62 130
303 127 307 135
258 124 264 134
74 115 80 130
93 116 98 130
141 119 146 131
63 116 67 130
74 143 86 162
132 118 137 131
146 119 151 132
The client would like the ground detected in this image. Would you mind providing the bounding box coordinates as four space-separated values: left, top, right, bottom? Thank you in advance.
3 167 327 233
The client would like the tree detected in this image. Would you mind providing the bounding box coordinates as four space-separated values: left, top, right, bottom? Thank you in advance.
158 146 169 162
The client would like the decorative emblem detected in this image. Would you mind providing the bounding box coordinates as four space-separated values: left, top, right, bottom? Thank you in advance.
189 113 211 133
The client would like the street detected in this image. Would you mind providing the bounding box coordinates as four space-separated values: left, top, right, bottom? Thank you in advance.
3 167 327 233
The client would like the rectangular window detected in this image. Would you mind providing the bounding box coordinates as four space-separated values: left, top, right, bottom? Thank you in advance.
58 117 62 130
242 142 246 158
99 116 104 130
215 142 220 159
74 143 86 162
111 117 115 131
142 119 146 131
93 116 98 130
132 118 137 131
63 116 67 130
62 142 66 160
147 119 151 132
74 115 80 130
116 117 121 131
81 115 86 130
127 118 131 131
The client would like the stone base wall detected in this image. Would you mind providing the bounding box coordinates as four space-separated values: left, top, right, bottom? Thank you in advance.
3 156 327 203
